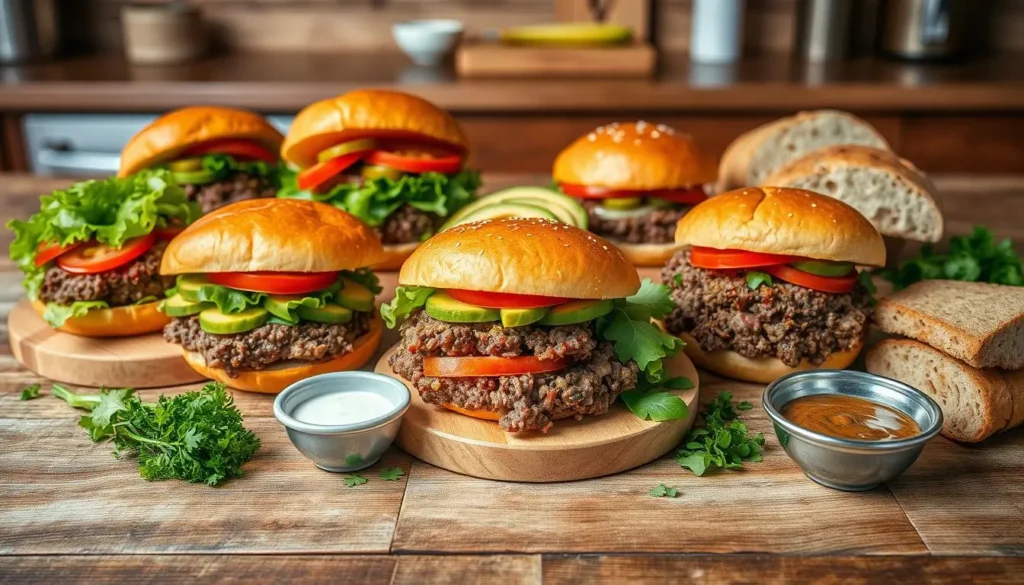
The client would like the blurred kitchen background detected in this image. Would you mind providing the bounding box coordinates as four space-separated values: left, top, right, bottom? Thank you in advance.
0 0 1021 177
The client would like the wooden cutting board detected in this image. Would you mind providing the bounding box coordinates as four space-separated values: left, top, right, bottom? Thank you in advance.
7 299 206 388
375 345 699 482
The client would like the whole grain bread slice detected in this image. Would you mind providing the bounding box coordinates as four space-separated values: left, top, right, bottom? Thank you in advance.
764 145 943 242
866 339 1024 443
874 280 1024 370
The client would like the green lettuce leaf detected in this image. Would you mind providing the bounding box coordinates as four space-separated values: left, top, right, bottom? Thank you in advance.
43 300 110 328
264 291 332 325
381 286 436 328
278 169 480 228
198 154 281 186
8 169 200 299
342 268 383 295
174 278 266 314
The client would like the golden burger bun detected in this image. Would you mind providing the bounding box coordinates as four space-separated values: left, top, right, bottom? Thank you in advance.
399 218 640 299
32 299 170 337
282 89 469 169
161 198 384 275
676 186 886 266
184 313 383 394
553 121 712 190
119 106 283 177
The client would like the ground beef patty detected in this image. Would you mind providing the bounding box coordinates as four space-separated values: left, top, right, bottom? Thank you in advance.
39 240 172 306
375 204 435 245
164 312 371 377
389 311 639 432
582 200 689 244
661 250 872 367
184 173 277 214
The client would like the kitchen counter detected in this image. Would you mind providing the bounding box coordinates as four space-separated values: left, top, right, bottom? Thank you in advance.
2 174 1024 583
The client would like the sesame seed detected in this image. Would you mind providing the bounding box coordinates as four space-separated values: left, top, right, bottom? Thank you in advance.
602 245 608 250
477 250 483 256
454 242 461 247
651 130 661 139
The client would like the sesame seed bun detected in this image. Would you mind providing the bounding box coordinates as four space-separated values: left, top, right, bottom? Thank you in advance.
399 218 640 299
160 198 384 275
675 187 886 266
282 89 469 169
118 106 283 177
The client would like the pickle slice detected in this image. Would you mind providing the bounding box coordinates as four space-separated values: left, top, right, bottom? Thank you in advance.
176 275 210 302
361 164 405 181
171 170 216 186
790 260 854 277
601 197 643 210
169 158 203 172
317 138 377 163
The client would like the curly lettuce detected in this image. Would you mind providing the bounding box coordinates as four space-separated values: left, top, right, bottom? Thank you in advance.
278 169 480 228
7 169 200 300
197 154 281 186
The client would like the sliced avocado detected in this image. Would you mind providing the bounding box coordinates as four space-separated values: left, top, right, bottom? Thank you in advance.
362 164 405 181
539 299 614 326
500 307 549 328
171 169 216 186
169 158 203 172
298 303 353 325
424 292 499 323
457 202 556 225
161 294 209 317
199 307 269 335
176 275 210 302
601 197 643 210
441 186 588 230
790 260 854 277
264 295 306 321
336 278 375 312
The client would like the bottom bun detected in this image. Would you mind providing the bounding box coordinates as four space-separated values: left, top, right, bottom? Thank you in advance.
612 241 678 267
442 403 500 420
182 312 383 394
373 242 420 271
32 299 169 337
676 331 862 384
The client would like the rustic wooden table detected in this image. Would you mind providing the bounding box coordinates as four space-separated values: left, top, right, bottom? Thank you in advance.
2 174 1024 584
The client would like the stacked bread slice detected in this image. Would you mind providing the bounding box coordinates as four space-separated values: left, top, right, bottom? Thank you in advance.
867 280 1024 442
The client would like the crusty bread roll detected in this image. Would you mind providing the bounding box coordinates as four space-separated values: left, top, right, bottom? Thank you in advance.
399 218 640 299
717 110 889 192
764 145 943 243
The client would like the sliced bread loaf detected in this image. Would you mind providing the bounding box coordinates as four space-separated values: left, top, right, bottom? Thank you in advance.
866 339 1024 443
764 145 942 242
874 280 1024 370
717 110 890 192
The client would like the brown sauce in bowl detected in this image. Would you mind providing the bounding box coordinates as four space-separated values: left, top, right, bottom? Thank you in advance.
781 395 920 441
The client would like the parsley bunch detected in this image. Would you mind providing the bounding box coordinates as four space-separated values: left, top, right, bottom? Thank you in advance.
882 226 1024 290
53 383 261 486
677 392 765 476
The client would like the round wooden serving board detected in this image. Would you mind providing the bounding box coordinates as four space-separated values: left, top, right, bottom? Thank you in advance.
7 299 206 388
375 346 700 482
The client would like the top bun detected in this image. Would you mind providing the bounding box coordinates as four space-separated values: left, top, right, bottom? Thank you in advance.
399 218 640 299
119 106 284 177
161 199 384 275
282 89 469 168
553 121 712 190
675 187 886 266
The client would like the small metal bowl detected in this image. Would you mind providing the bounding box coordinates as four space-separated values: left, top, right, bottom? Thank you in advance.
763 370 943 491
274 372 411 473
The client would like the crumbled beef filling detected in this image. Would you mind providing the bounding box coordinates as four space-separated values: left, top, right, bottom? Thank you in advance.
39 241 172 307
184 173 277 214
582 201 690 244
375 204 436 245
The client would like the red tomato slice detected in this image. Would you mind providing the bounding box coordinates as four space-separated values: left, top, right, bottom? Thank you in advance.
764 264 856 294
366 151 462 174
297 151 368 192
183 139 277 164
689 247 800 270
56 232 156 274
35 240 83 267
559 183 707 204
652 187 709 205
154 227 184 241
446 289 569 309
208 271 340 295
424 356 570 378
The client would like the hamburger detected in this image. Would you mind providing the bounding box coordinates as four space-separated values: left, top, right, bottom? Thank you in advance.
279 89 480 270
662 187 886 384
380 218 688 433
554 121 712 267
159 198 385 393
119 106 284 214
7 170 200 336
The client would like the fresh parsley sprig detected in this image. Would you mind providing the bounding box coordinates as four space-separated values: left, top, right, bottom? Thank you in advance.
676 392 765 476
882 226 1024 289
19 384 40 400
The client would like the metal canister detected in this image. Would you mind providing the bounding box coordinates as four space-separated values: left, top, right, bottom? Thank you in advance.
0 0 59 64
794 0 853 62
880 0 975 60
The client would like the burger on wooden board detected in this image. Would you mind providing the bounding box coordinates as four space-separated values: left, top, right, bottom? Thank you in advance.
119 106 285 214
159 198 385 393
279 89 481 270
661 187 886 384
380 218 691 433
553 121 713 267
7 170 201 336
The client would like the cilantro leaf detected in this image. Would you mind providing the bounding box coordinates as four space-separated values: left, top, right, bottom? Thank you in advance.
621 390 689 422
881 226 1024 289
745 271 773 290
676 392 765 476
344 474 368 487
52 384 101 410
19 384 40 400
597 309 684 381
619 279 677 321
379 467 405 481
649 484 678 498
382 286 436 328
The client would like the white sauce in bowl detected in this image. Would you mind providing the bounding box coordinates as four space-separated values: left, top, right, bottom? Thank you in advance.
291 391 396 426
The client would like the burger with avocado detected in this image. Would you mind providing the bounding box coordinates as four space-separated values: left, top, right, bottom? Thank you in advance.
554 121 712 267
662 187 885 384
119 106 284 214
159 198 385 393
381 218 690 433
7 170 200 336
278 89 480 270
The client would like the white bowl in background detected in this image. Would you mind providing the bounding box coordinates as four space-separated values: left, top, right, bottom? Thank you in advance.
392 19 464 66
